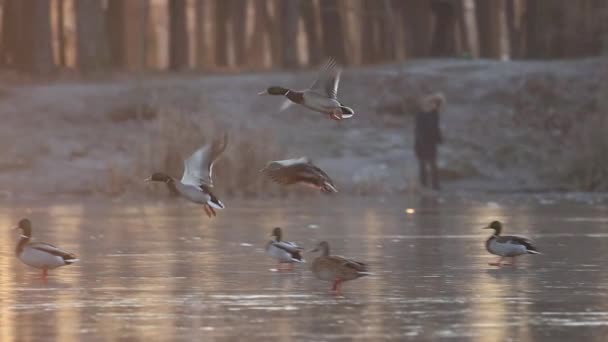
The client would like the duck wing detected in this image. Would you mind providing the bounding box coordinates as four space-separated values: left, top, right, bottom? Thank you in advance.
263 158 334 187
496 235 539 253
29 242 77 261
270 241 304 261
335 256 369 272
309 58 341 99
181 133 228 188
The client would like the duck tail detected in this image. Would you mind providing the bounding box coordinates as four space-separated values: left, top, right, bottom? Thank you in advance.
527 250 541 255
64 258 79 265
339 105 354 118
321 182 338 193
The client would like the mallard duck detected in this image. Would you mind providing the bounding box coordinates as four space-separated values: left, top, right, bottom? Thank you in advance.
483 221 540 267
13 218 78 279
266 227 305 271
309 241 369 293
258 58 354 121
261 157 337 193
145 134 228 218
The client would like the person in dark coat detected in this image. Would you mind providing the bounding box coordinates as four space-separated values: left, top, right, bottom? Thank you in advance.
414 93 445 190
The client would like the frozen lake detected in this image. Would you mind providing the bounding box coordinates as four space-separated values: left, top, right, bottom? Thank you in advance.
2 197 608 341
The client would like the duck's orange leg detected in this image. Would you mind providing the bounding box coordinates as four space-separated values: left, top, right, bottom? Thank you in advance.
489 257 504 267
203 205 213 218
41 269 48 281
331 278 343 293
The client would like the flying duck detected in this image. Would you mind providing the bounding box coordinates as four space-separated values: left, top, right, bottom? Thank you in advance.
483 220 540 267
261 157 338 193
145 134 228 218
258 58 354 121
266 227 305 271
309 241 370 293
14 218 78 279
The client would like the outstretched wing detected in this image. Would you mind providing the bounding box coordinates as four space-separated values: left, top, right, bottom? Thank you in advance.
309 58 341 99
30 242 77 261
181 134 228 188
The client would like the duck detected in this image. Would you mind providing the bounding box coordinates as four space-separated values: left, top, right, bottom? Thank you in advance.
258 58 354 121
266 227 305 271
483 220 540 267
309 241 370 293
145 133 228 218
261 157 338 193
13 218 78 279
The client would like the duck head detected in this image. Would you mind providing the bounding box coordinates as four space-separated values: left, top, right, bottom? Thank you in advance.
144 172 172 183
14 218 32 237
483 221 502 235
270 227 283 241
308 241 330 256
258 86 290 96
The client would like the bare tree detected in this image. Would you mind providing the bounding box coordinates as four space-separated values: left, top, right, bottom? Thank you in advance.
215 0 230 66
475 0 503 58
430 0 459 56
319 0 346 63
75 0 108 72
195 0 207 69
231 0 247 67
398 0 433 57
281 0 301 68
301 0 321 65
107 0 126 68
169 0 189 70
56 0 67 67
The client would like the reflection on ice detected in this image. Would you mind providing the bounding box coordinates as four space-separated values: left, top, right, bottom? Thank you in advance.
1 199 608 341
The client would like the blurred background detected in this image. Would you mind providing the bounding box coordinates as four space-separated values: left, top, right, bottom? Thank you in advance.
1 0 608 200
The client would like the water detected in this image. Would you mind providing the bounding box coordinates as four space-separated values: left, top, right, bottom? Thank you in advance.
2 197 608 341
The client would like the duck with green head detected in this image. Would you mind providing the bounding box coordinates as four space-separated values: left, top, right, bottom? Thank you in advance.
258 58 354 121
483 220 540 267
266 227 305 271
13 218 79 280
145 134 228 218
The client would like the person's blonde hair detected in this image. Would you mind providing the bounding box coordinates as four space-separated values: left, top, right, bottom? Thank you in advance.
420 92 446 112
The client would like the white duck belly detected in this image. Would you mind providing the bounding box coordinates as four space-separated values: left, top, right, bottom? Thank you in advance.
487 238 528 257
266 244 295 263
175 183 210 204
302 92 341 113
19 247 67 269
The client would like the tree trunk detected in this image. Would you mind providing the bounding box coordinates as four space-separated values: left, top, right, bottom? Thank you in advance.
230 0 247 67
168 0 189 70
281 0 301 68
215 0 229 66
195 0 207 69
319 0 346 63
56 0 67 67
247 0 269 68
360 0 376 63
75 0 108 72
1 0 21 66
106 0 125 68
475 0 503 58
430 0 459 57
399 0 433 57
301 0 321 65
